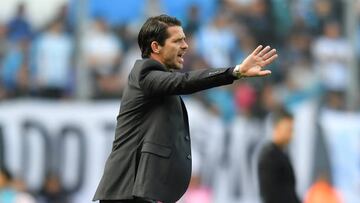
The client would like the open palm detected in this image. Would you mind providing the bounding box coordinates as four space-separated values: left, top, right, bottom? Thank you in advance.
237 45 278 77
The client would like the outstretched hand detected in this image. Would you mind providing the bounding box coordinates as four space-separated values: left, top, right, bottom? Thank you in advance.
234 45 278 78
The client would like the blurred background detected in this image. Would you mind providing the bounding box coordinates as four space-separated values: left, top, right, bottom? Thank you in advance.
0 0 360 202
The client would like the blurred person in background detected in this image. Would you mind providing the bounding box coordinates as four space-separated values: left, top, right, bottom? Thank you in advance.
322 90 346 111
281 29 312 69
311 0 343 35
0 23 8 62
83 17 123 99
244 0 275 46
118 42 142 96
0 167 36 203
180 35 208 72
269 0 292 44
33 19 73 98
54 3 73 34
183 5 201 36
257 107 300 203
0 167 17 203
0 38 31 98
226 82 265 201
231 30 259 76
283 58 321 110
259 83 280 113
142 0 164 20
195 12 237 68
93 14 277 203
223 0 253 16
312 20 352 92
38 173 69 203
0 23 9 99
205 86 236 123
6 3 32 43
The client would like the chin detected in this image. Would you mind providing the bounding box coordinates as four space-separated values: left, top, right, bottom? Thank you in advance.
176 64 183 69
169 63 183 70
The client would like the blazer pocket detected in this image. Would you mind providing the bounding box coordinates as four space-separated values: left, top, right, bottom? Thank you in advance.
136 142 172 184
141 142 172 158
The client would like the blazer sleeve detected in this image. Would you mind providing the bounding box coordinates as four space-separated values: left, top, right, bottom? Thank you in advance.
138 59 237 97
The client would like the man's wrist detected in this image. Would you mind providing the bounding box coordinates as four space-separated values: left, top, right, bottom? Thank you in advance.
233 64 244 78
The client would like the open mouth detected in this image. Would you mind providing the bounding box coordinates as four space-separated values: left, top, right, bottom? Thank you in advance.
177 53 185 63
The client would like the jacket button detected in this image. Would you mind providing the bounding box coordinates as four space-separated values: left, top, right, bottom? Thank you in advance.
187 155 191 160
185 135 190 141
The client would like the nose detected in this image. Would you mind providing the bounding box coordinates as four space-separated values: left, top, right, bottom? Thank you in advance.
181 41 188 50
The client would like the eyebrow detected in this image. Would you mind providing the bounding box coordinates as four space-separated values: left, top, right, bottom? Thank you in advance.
174 36 186 41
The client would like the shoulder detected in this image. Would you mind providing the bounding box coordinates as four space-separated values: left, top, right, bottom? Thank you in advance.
129 58 167 82
259 142 278 161
134 58 168 79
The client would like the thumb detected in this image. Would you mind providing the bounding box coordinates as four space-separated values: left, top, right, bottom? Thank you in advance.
258 70 272 76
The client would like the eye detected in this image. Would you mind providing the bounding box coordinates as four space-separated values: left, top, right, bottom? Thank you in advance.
174 37 186 43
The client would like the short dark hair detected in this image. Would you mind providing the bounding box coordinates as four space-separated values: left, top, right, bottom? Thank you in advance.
138 14 182 58
271 107 293 126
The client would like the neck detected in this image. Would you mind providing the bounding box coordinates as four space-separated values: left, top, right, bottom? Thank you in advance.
149 55 171 70
150 54 163 64
273 139 286 149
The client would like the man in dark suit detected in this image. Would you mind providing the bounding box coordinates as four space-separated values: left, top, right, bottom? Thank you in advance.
257 108 300 203
93 14 278 203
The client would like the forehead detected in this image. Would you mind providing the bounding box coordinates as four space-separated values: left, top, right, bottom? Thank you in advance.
166 26 185 39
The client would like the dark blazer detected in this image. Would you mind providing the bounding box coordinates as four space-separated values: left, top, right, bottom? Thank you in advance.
257 142 301 203
93 59 237 203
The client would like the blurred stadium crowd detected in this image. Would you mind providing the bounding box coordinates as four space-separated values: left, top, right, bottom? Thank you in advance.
0 0 356 102
0 0 360 203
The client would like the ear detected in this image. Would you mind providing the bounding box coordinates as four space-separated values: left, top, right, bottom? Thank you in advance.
150 41 162 54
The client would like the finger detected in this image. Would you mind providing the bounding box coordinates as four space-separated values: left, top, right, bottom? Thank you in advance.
252 45 263 55
262 49 277 60
258 70 272 76
257 46 271 57
263 54 278 66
